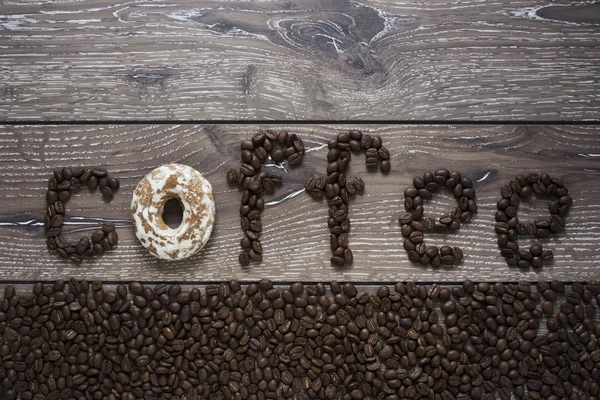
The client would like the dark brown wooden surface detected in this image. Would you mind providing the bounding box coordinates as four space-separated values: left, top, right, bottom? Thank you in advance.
0 124 598 283
1 0 599 121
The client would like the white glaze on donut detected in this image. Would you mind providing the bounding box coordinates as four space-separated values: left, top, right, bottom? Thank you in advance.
131 164 215 260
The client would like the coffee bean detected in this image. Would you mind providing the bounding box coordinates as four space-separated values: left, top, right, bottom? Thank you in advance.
380 160 391 173
239 252 251 266
377 147 390 161
452 247 463 261
46 190 58 205
288 152 302 165
46 227 61 238
538 251 554 264
78 169 92 184
100 186 114 199
409 231 424 244
57 179 71 191
407 251 420 263
441 255 455 265
74 237 89 255
57 190 70 202
46 212 55 229
89 230 104 244
108 231 118 246
240 163 254 176
226 169 239 183
331 256 346 266
90 168 108 178
50 215 63 228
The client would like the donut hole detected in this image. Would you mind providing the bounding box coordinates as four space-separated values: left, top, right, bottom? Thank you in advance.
162 197 184 229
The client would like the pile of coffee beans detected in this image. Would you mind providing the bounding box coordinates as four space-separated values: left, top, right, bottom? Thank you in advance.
226 130 305 266
496 173 571 269
1 279 599 400
45 168 119 262
401 169 477 267
305 130 390 267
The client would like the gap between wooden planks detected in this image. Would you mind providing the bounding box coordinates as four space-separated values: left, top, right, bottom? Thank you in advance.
0 124 598 282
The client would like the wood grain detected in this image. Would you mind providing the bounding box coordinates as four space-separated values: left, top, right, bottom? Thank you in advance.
0 0 599 121
0 124 598 282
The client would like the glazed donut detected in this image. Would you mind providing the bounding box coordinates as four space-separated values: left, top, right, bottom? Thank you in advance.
131 164 216 260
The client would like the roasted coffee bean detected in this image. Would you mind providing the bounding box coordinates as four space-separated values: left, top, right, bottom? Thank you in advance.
331 256 346 266
75 237 89 255
108 231 118 246
50 215 63 228
58 190 71 202
380 160 391 173
91 230 105 243
46 190 58 204
98 176 109 187
92 168 108 177
100 186 114 199
107 177 120 190
240 163 254 176
57 180 71 191
441 255 456 265
452 247 463 261
79 168 92 182
226 169 239 183
239 251 251 266
0 280 600 398
409 231 424 244
48 176 58 191
288 152 302 165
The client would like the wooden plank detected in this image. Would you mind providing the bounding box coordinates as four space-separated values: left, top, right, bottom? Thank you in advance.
0 0 598 121
0 124 598 282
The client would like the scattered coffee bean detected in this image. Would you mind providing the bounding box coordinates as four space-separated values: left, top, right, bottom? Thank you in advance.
0 279 597 399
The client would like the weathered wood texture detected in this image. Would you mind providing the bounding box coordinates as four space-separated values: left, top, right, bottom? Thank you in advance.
1 0 599 121
0 124 598 282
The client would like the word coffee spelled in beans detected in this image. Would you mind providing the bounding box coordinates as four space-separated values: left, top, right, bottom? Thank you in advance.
1 279 600 399
226 129 305 266
496 173 571 269
305 130 390 267
40 136 575 270
401 169 477 267
44 167 119 262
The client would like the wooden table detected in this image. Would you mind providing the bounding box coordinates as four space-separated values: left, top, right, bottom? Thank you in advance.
1 0 599 287
1 4 600 400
